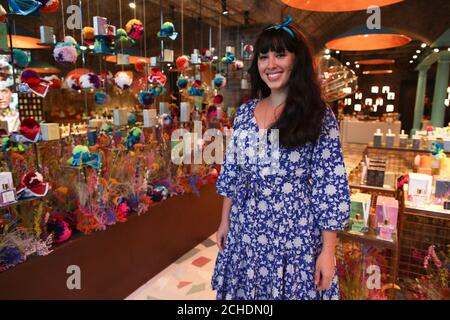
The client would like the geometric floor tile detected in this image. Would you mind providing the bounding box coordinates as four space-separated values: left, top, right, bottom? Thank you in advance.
201 238 217 248
191 256 211 268
177 281 192 289
186 283 206 295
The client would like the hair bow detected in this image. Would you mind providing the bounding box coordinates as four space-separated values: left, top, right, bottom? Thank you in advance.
266 15 295 39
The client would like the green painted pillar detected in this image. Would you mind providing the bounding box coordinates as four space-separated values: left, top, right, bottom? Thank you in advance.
412 65 429 132
431 53 450 127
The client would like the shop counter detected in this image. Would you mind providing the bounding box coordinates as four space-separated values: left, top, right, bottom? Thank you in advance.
340 118 401 144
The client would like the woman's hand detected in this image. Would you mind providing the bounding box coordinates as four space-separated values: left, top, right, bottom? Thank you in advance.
216 220 230 252
314 249 336 291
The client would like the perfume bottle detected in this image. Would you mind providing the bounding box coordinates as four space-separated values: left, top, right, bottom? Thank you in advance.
351 213 365 234
377 218 394 241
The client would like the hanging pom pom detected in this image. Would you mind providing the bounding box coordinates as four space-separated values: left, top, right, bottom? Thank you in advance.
213 74 226 89
65 74 81 91
125 19 144 41
53 36 79 64
138 91 154 106
176 77 188 90
79 72 101 89
12 49 30 68
134 58 147 72
157 21 178 40
232 60 244 71
128 113 137 126
213 94 224 105
147 67 167 86
114 71 133 90
188 80 205 97
95 91 110 105
40 0 59 13
149 85 165 97
82 26 95 45
221 52 236 64
175 55 190 71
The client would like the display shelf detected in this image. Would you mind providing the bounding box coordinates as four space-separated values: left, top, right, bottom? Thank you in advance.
404 200 450 219
349 183 396 195
0 195 47 211
338 230 397 249
367 142 450 155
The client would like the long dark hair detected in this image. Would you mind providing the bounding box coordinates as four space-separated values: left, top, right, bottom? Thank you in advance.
248 23 326 148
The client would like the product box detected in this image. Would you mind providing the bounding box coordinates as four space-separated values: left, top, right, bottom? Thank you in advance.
40 123 61 141
375 196 399 232
408 172 433 205
116 53 129 65
159 102 169 115
350 193 371 231
94 16 108 36
443 138 450 152
39 26 55 44
143 109 157 128
0 172 16 206
435 178 450 200
163 49 174 63
113 109 128 127
180 102 191 123
88 118 106 129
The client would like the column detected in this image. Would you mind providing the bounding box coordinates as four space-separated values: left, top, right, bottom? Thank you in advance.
431 53 450 128
412 65 429 132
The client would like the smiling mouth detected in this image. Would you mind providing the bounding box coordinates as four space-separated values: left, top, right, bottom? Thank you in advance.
266 72 282 81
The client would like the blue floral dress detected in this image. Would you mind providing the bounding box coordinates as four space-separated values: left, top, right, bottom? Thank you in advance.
212 99 350 300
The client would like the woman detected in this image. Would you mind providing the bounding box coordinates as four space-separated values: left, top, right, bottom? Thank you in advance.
211 16 350 300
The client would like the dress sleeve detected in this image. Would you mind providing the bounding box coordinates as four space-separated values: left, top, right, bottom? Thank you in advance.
216 103 246 199
310 107 350 231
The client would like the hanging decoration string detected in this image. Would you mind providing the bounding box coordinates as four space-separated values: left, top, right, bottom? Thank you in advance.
143 0 148 90
181 0 184 55
119 0 124 71
87 0 90 25
61 0 66 38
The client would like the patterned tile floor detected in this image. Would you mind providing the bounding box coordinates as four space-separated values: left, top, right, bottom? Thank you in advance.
125 143 367 300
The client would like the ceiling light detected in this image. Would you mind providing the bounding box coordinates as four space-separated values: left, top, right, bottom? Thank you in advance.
409 60 413 63
421 43 427 48
416 50 421 54
345 61 350 66
413 55 418 59
355 64 360 68
222 0 228 15
324 49 330 54
129 2 136 9
434 48 439 52
336 50 340 54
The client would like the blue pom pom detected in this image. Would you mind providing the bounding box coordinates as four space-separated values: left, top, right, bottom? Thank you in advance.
138 91 154 106
95 91 109 105
128 113 137 125
12 49 30 68
176 77 188 89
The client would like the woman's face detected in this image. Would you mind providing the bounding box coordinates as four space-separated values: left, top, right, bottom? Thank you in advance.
0 87 12 110
257 49 296 92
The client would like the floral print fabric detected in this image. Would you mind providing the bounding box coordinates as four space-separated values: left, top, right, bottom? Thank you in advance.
212 99 350 300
